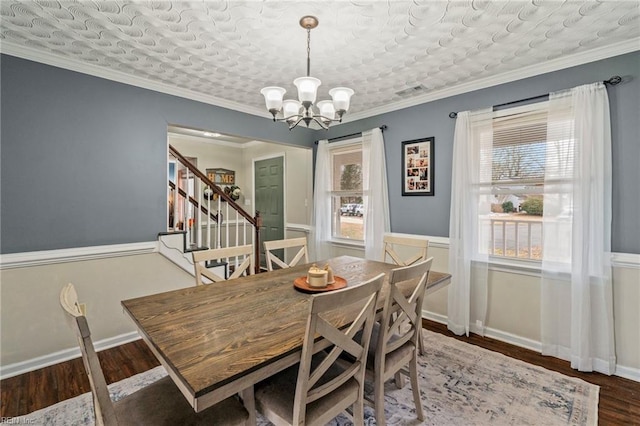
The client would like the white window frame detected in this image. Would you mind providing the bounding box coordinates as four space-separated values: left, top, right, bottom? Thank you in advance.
481 102 551 271
327 138 365 246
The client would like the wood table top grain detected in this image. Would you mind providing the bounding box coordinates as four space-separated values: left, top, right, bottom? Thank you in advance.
121 255 451 412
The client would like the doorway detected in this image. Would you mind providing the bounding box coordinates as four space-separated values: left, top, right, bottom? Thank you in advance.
254 155 284 268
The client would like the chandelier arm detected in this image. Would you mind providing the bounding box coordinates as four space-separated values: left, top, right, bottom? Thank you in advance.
277 113 303 123
288 116 305 130
316 114 343 124
311 116 330 130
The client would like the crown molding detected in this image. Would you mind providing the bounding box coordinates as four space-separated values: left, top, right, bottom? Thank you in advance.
168 132 265 149
343 38 640 123
168 132 251 149
242 140 268 149
0 41 271 119
2 38 638 124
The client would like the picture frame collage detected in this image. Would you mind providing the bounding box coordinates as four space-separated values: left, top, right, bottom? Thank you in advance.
401 137 434 196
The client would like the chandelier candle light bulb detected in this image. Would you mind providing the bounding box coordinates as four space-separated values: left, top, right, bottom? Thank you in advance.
329 87 355 114
260 16 354 130
282 100 302 123
260 87 286 114
293 76 321 105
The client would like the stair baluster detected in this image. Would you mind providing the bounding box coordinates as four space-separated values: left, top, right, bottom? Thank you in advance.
168 145 262 273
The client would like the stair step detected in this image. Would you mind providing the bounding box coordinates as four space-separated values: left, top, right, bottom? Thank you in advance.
184 246 210 253
157 230 186 237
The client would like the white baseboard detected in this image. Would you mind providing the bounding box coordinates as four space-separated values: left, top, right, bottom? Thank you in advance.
475 324 542 353
614 364 640 382
422 310 448 325
0 332 141 380
422 309 640 382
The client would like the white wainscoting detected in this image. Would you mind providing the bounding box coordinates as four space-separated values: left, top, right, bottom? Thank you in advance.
333 231 640 382
1 236 638 381
0 241 158 270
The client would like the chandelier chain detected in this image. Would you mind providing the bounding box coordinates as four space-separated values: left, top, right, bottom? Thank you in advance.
306 27 311 77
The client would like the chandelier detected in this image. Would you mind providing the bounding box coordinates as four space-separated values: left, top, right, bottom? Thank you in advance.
260 16 354 130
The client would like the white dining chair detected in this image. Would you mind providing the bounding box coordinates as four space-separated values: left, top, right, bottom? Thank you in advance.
381 234 430 354
263 237 309 271
192 244 254 286
365 258 432 426
59 283 253 426
254 273 385 426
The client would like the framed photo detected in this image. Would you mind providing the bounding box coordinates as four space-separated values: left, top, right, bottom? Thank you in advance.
401 137 434 196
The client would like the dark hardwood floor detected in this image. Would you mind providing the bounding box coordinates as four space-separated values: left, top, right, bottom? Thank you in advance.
1 320 638 425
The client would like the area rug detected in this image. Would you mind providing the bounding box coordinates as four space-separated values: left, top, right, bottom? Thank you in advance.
14 330 598 425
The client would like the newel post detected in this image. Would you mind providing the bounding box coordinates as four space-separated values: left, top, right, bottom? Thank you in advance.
254 211 262 274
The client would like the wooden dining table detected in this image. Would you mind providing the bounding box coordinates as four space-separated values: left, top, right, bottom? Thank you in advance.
121 255 451 414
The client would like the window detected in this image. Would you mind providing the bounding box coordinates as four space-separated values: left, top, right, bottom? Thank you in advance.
329 142 364 241
479 102 562 261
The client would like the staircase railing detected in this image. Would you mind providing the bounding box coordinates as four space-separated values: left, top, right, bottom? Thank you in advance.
168 144 262 273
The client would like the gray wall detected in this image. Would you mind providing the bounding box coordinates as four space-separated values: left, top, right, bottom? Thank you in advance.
2 52 639 254
0 55 315 253
318 51 640 254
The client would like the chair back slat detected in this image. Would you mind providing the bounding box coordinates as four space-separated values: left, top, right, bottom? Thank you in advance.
264 237 309 271
377 259 433 360
192 244 254 285
382 234 429 266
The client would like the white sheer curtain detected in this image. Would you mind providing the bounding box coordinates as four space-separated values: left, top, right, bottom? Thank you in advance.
311 139 332 261
448 108 493 336
362 128 390 260
541 82 615 374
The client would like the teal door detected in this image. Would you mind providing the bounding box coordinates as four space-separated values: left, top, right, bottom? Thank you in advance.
255 156 284 269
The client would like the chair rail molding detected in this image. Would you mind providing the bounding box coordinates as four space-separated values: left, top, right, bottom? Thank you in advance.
334 232 640 275
285 223 312 234
611 252 640 270
0 242 158 270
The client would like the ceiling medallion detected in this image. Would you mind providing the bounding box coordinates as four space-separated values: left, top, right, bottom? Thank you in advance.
260 16 354 130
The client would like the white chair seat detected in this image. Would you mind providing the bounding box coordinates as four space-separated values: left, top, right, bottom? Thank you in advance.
366 323 414 376
255 360 358 426
115 376 248 426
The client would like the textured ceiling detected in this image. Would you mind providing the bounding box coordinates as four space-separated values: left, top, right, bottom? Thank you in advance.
1 1 639 122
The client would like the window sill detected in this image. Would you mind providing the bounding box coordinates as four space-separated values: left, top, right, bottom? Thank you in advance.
486 257 542 277
329 239 365 249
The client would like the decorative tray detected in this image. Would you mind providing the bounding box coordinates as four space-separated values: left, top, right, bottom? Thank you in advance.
293 276 347 293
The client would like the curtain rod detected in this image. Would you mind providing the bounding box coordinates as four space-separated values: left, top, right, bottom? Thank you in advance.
314 125 387 145
448 75 622 119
